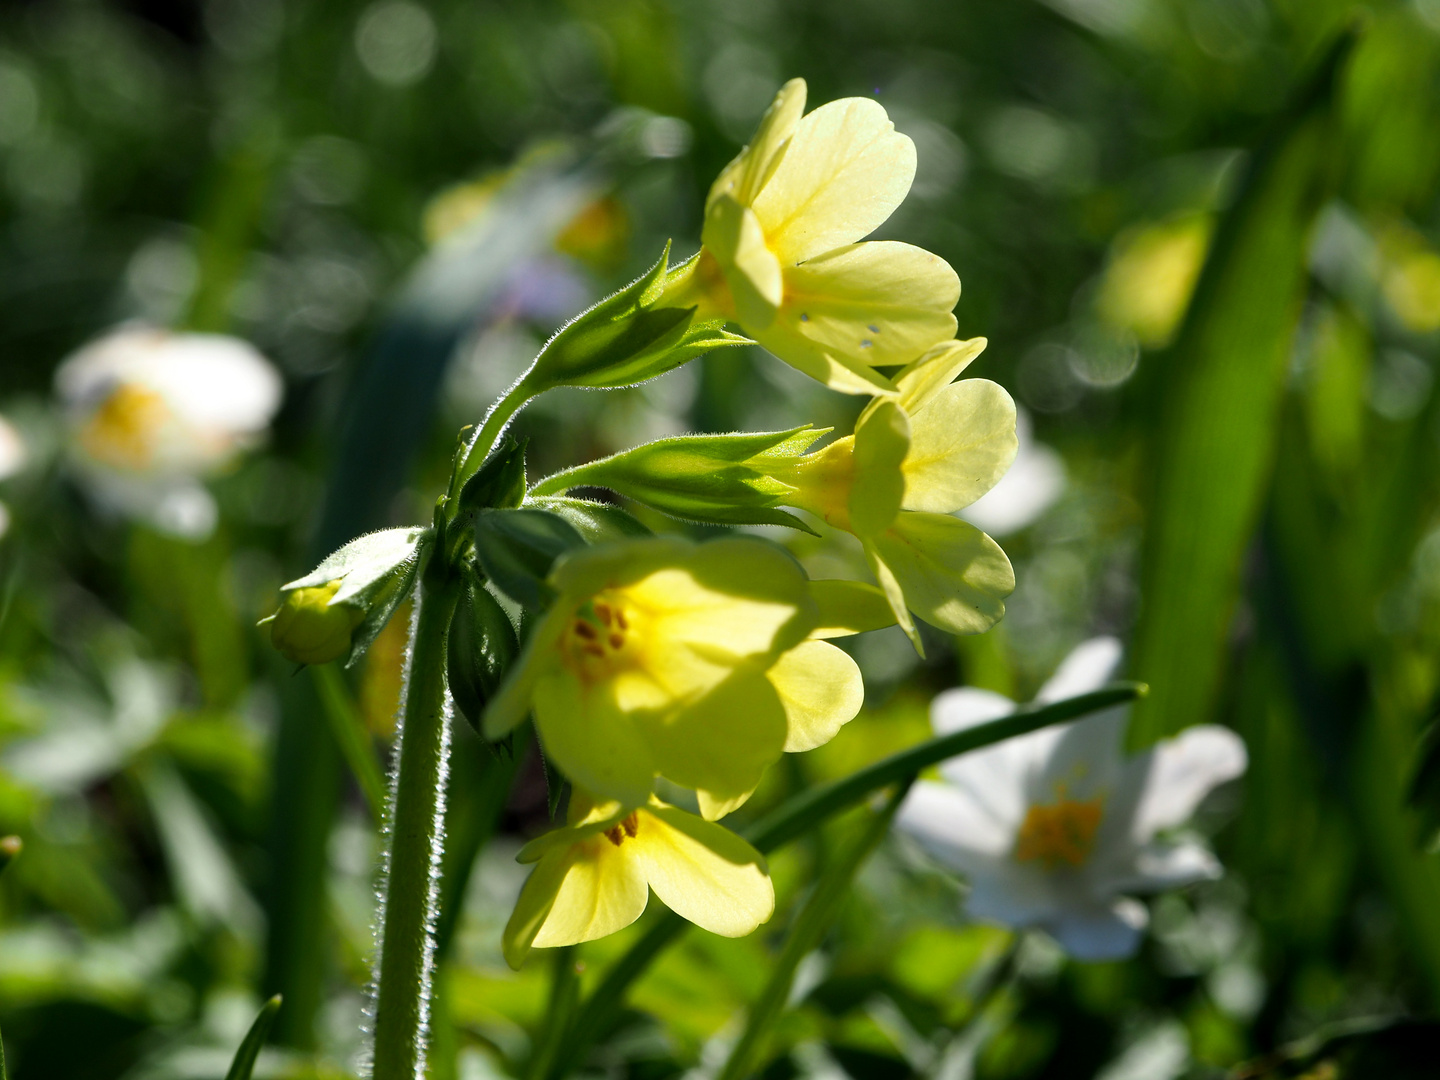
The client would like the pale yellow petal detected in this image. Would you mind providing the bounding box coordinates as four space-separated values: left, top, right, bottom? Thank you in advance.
752 97 916 263
482 608 568 740
849 398 910 537
696 787 756 820
767 639 863 753
529 838 649 949
751 325 899 395
872 513 1014 636
533 673 657 809
808 578 898 638
766 241 960 373
901 380 1018 513
894 337 989 413
863 539 922 656
708 78 807 210
642 667 788 819
635 537 813 659
703 196 783 330
503 846 577 969
631 805 774 937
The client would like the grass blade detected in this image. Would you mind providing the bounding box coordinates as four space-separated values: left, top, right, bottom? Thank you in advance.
224 996 282 1080
1126 28 1357 748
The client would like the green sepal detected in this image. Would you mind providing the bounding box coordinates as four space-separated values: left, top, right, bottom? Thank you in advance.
525 495 653 544
224 995 282 1080
473 508 586 610
459 436 528 515
530 427 827 533
447 577 522 736
522 242 751 392
272 527 429 668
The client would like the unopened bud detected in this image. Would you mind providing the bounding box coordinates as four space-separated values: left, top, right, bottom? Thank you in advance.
268 581 364 666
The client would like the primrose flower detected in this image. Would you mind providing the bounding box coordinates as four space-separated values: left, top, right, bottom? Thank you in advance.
784 338 1018 651
663 78 960 395
896 638 1248 960
502 788 773 968
55 326 282 539
484 536 861 817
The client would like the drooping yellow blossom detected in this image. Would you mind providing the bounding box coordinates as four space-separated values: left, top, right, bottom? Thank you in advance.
502 789 774 969
782 338 1018 652
483 536 863 817
662 78 960 396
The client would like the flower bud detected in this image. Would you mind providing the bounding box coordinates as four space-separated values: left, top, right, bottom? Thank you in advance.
262 526 429 667
267 581 364 666
447 578 520 734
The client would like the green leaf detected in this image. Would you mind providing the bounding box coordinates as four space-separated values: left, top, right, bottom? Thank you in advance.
473 508 586 610
447 578 521 735
459 436 528 514
1126 30 1356 748
525 495 653 544
717 783 912 1080
224 995 282 1080
530 428 826 532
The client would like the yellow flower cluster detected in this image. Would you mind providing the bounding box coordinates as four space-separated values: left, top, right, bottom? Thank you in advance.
493 79 1020 964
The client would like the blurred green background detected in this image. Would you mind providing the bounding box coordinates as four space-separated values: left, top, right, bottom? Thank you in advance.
2 0 1440 1077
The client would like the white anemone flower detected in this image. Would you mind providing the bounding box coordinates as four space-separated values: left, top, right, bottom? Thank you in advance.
0 412 26 539
896 637 1247 960
960 408 1065 538
55 326 282 539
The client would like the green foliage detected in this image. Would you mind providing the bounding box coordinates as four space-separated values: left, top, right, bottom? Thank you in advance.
223 996 281 1080
521 243 751 393
472 507 587 609
447 577 521 735
532 426 825 532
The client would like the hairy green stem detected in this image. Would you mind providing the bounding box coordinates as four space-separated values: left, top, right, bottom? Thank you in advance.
717 781 913 1080
371 572 461 1079
452 379 538 502
543 684 1142 1078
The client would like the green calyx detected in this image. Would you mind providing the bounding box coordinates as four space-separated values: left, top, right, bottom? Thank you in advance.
518 241 751 394
529 426 829 533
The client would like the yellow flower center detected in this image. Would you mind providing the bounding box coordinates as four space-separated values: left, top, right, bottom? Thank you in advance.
603 811 640 847
1013 797 1104 868
79 382 171 470
562 591 640 684
788 437 856 530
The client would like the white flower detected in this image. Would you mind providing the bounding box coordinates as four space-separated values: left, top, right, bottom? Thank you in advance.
959 407 1065 537
0 412 27 539
55 326 282 539
896 637 1247 960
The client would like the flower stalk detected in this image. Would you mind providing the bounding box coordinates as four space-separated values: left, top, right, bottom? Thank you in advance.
370 559 462 1080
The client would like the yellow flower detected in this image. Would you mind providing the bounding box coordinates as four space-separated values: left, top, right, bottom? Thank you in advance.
784 339 1017 652
266 580 365 666
483 536 862 817
663 78 960 396
502 789 774 969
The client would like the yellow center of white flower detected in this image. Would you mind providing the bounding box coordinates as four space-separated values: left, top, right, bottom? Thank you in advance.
562 591 641 684
1013 797 1104 868
79 382 172 470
